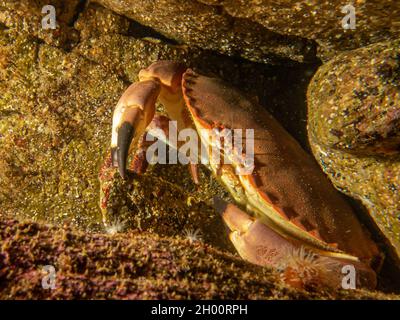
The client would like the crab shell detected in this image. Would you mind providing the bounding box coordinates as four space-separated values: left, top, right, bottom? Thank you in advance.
110 61 382 287
179 69 380 266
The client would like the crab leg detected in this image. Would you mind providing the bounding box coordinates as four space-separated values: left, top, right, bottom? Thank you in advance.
129 115 171 175
214 197 377 289
112 61 199 181
108 61 381 289
214 197 294 266
111 80 160 179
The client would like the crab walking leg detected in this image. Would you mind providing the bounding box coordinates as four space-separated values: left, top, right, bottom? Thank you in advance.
214 197 299 266
213 197 377 289
140 61 200 183
133 116 200 183
129 115 171 175
111 80 161 179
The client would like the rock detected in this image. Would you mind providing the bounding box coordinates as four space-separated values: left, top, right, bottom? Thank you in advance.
1 216 398 299
93 0 317 64
0 27 123 230
99 161 234 252
0 0 81 49
2 0 398 298
0 1 315 233
74 2 131 40
95 0 399 62
308 40 400 266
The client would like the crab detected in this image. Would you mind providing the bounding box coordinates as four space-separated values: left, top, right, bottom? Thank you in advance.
101 60 382 290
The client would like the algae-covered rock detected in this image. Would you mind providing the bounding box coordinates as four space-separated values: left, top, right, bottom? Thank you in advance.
0 27 123 230
0 0 81 49
2 0 398 299
99 162 233 252
0 1 316 232
308 40 400 265
95 0 399 62
199 0 400 61
93 0 317 64
1 216 398 299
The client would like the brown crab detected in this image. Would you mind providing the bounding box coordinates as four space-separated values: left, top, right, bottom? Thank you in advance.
103 60 382 289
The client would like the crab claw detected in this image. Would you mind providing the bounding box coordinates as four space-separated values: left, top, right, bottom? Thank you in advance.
213 197 295 266
111 80 161 179
213 197 377 289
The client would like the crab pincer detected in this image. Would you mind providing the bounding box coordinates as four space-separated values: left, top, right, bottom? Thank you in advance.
214 197 377 289
111 80 160 179
111 61 196 179
106 60 382 290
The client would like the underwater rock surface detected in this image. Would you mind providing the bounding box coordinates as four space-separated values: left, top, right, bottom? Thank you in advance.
0 1 315 231
94 0 317 64
1 216 399 299
0 0 81 49
0 0 399 298
308 40 400 265
95 0 400 62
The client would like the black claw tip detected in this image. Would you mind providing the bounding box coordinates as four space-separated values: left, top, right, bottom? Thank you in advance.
212 197 228 215
117 122 135 180
118 165 127 180
111 147 118 167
